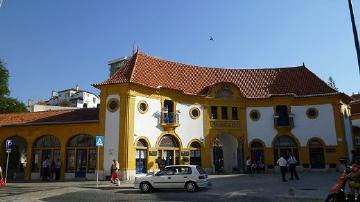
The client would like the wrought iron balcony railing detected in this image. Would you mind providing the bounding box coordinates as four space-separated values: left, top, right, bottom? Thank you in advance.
273 114 294 128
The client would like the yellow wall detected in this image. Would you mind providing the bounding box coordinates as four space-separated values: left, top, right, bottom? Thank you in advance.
0 122 100 180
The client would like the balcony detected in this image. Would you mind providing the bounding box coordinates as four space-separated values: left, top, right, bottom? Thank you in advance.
160 111 180 130
210 120 241 129
273 114 294 130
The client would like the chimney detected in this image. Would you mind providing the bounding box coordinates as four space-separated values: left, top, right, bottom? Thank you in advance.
76 85 79 91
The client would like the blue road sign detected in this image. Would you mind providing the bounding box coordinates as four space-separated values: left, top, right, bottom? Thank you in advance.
6 139 13 152
96 136 104 147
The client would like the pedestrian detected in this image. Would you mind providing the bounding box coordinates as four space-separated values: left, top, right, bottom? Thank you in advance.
246 156 252 174
0 165 3 180
55 158 61 180
277 154 288 182
50 160 55 180
42 158 50 181
287 152 299 180
110 160 118 184
156 157 165 171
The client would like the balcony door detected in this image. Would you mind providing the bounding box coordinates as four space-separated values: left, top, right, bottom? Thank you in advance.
275 105 289 126
163 100 174 123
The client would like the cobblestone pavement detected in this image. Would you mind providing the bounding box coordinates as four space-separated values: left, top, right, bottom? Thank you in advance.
0 172 339 201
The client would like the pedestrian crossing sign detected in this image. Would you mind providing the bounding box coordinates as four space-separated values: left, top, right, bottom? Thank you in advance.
96 136 104 147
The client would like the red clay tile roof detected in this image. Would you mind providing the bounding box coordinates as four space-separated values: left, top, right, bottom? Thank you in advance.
0 108 99 127
94 51 338 98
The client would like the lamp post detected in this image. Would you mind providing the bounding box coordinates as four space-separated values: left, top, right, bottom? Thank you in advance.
348 0 360 75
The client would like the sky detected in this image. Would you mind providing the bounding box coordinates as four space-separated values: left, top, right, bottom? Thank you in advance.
0 0 359 103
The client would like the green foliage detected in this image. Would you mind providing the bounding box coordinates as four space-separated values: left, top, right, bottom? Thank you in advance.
0 59 10 96
0 59 27 113
0 96 27 113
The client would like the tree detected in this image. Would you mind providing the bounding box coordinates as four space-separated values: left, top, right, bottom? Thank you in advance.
328 76 338 90
0 60 10 96
0 59 27 113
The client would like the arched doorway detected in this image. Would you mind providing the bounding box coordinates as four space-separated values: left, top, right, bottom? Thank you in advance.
308 138 325 168
213 134 239 173
32 135 60 178
158 135 180 166
189 141 201 166
66 134 96 178
136 139 148 174
250 140 265 167
3 136 27 180
273 135 299 163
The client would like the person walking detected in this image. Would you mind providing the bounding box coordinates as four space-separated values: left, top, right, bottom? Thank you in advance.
246 157 252 174
287 152 299 180
277 154 288 182
42 158 50 181
55 158 61 180
110 160 118 184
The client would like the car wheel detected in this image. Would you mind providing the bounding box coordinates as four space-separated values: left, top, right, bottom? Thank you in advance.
185 181 197 192
140 182 152 193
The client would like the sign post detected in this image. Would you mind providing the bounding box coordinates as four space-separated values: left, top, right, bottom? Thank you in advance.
5 140 13 183
95 136 104 188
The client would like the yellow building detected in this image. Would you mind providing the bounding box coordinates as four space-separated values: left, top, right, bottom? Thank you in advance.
0 51 353 181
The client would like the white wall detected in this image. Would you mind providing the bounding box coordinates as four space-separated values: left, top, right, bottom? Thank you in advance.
342 105 353 158
175 103 204 147
292 104 337 146
246 107 278 147
134 96 205 148
104 95 120 175
134 96 162 147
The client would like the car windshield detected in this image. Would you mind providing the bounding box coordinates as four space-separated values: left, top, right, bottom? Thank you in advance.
196 166 206 174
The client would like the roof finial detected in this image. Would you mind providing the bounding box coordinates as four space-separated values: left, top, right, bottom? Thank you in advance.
302 62 306 67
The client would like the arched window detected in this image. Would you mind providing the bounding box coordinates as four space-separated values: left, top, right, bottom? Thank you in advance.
189 141 201 166
159 135 179 147
158 135 180 166
136 139 148 174
32 135 60 173
66 134 96 178
273 136 299 163
308 138 325 168
250 141 265 167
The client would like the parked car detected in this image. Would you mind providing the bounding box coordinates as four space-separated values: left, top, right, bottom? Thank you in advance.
134 165 209 192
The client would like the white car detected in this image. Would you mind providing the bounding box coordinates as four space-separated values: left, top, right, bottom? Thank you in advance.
134 165 209 192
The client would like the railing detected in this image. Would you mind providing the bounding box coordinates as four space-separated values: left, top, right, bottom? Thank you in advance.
160 112 180 125
273 114 294 128
210 120 241 129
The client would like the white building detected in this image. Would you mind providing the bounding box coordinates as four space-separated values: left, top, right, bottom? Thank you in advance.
46 86 100 108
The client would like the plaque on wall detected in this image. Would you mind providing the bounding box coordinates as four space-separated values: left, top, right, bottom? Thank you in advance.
181 151 190 156
148 150 158 156
326 146 336 153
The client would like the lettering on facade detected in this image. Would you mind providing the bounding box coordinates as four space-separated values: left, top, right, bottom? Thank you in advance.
148 150 158 156
210 120 241 128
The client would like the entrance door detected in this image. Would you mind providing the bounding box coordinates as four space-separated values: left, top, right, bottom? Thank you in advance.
136 149 147 174
75 149 87 178
309 148 325 168
213 145 223 172
164 150 174 166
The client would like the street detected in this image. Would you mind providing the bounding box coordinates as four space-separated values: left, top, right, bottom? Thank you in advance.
0 172 338 201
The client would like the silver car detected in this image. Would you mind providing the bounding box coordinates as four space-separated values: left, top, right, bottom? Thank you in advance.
134 165 209 192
